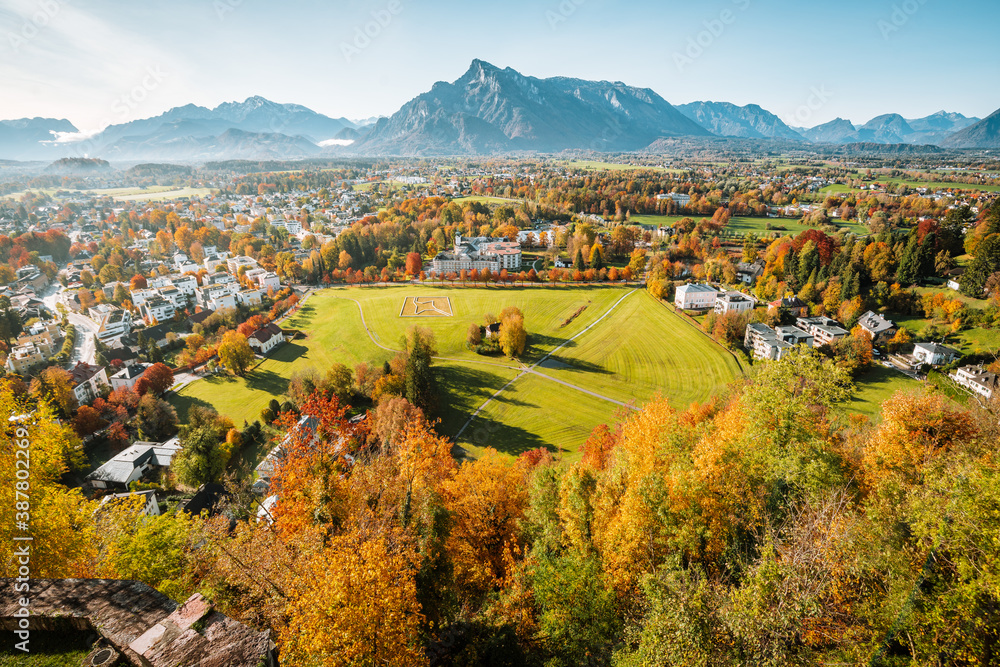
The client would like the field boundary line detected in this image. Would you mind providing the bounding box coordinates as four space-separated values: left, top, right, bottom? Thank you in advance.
456 289 641 441
658 299 746 375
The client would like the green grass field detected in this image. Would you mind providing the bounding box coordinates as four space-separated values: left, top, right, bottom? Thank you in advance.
1 186 215 201
451 195 525 206
874 177 1000 193
844 365 922 419
629 214 868 237
172 286 742 459
559 159 686 173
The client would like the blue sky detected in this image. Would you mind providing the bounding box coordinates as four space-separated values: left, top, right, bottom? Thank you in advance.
1 0 997 132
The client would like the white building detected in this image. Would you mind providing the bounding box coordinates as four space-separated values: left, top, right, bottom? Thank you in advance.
951 365 997 400
796 317 849 347
110 363 148 391
69 362 109 404
744 323 814 361
244 268 281 291
141 297 175 324
431 236 522 274
227 256 259 275
675 284 719 311
97 309 132 343
714 292 755 315
248 323 285 355
913 342 959 366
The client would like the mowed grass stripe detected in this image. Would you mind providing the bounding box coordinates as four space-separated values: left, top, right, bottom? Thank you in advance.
458 373 618 462
535 291 742 408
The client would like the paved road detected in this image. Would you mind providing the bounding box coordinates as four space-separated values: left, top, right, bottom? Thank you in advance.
66 311 98 365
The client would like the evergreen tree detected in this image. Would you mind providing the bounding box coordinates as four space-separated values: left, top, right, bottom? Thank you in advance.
895 234 920 285
918 232 937 279
573 248 586 272
797 242 819 288
784 248 799 289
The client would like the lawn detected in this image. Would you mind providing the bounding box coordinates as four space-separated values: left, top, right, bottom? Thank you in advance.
629 214 868 237
874 177 1000 194
451 195 525 206
844 365 922 419
559 159 686 173
172 285 742 459
533 291 743 406
0 631 94 666
114 187 216 202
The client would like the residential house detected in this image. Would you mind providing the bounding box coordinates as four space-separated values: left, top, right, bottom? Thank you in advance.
0 580 278 666
244 268 281 292
141 297 175 324
248 323 285 355
796 316 849 347
5 342 47 374
110 362 149 391
714 292 756 315
69 361 109 404
98 489 160 516
857 311 897 344
255 415 320 481
767 296 809 318
912 342 960 366
226 255 258 275
736 260 765 285
15 323 59 356
675 284 719 311
86 439 182 490
97 308 133 343
951 365 998 400
744 323 814 361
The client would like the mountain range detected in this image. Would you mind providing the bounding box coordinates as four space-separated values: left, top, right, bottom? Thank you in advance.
0 61 996 160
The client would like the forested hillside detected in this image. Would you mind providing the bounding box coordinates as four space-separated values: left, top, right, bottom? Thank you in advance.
4 347 999 665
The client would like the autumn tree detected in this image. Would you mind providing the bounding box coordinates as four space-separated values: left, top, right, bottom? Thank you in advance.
141 362 175 396
1 386 94 578
405 252 422 277
218 331 254 376
136 394 178 441
499 310 527 358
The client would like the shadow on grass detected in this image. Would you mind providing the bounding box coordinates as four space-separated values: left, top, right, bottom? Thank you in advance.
530 333 576 350
537 356 612 376
460 415 551 457
268 342 309 364
170 392 216 424
245 368 291 395
436 364 514 407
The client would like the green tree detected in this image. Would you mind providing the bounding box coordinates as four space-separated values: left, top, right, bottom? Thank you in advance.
531 552 621 667
961 235 1000 297
136 394 178 441
895 233 920 285
172 407 229 487
404 327 437 415
573 248 586 272
324 363 354 404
